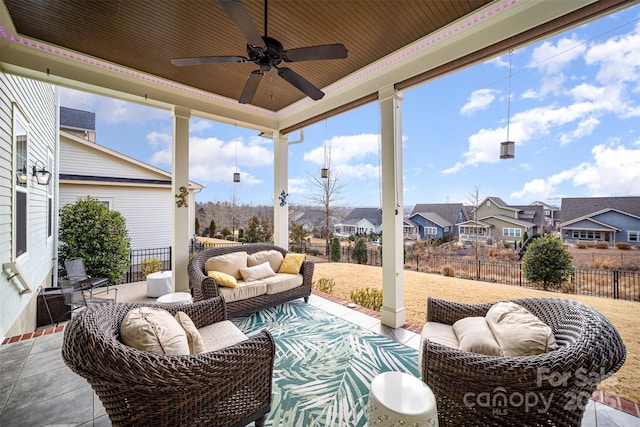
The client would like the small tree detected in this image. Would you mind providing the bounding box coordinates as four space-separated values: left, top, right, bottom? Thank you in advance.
522 235 574 290
220 227 232 238
289 220 307 251
352 238 368 264
59 197 131 285
208 220 216 238
195 217 200 236
330 237 341 262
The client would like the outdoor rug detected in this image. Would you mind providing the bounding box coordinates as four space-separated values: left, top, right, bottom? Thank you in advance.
231 300 420 427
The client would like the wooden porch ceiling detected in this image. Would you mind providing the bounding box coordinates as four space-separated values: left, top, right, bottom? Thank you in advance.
1 0 637 133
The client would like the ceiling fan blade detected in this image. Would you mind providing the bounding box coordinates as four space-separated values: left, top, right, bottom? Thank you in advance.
239 70 264 104
278 67 324 100
172 56 248 66
283 44 348 62
218 0 266 49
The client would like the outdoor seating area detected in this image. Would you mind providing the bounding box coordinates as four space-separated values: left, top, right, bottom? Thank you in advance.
1 281 637 426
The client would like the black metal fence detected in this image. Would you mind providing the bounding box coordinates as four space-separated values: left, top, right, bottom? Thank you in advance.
405 255 640 301
122 243 640 302
124 247 172 283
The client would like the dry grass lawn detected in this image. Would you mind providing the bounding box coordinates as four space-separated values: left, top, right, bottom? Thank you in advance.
313 262 639 405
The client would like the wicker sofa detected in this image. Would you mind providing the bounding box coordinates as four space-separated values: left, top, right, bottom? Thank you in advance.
62 296 275 427
188 243 314 317
421 297 626 427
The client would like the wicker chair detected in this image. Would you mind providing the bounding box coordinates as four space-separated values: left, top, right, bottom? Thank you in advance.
62 297 275 427
188 243 314 317
421 297 626 427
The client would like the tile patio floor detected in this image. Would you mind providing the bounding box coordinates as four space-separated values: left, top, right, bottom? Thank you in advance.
1 282 638 426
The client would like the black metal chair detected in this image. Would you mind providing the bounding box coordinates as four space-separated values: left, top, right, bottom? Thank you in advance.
64 257 117 303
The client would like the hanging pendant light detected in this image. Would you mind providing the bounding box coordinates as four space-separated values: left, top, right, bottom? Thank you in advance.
321 167 328 179
500 49 515 160
233 139 241 182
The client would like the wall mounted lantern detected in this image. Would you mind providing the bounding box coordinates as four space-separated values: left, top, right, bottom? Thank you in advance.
32 161 52 185
16 164 28 185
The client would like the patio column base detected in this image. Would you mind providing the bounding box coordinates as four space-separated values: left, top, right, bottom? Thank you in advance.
380 305 406 329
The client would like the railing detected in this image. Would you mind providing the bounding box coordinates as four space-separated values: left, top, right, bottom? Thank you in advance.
122 243 640 302
406 255 640 301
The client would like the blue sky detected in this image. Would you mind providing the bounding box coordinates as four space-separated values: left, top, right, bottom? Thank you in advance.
60 5 640 209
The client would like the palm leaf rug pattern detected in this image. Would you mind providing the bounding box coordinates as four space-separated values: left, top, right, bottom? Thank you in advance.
232 301 420 426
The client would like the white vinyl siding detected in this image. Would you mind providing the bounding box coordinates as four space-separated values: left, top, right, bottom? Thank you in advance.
0 72 57 337
60 184 174 250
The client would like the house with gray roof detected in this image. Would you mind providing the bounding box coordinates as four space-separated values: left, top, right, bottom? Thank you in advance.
334 207 382 237
59 108 203 250
458 196 544 244
408 203 468 241
559 197 640 246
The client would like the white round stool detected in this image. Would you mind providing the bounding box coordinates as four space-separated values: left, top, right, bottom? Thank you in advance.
156 291 193 305
368 371 438 427
146 271 172 297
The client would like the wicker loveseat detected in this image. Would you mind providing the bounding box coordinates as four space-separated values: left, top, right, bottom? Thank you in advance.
421 297 626 427
188 243 314 317
62 297 275 427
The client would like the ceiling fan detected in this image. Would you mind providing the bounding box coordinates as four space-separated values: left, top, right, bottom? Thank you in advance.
171 0 348 104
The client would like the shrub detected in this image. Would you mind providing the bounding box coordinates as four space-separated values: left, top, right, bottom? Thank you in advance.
575 241 588 249
312 277 335 294
592 257 613 269
441 265 454 277
521 235 573 291
594 241 610 249
352 238 368 264
615 242 632 250
225 235 235 241
141 257 162 278
59 197 131 285
330 237 341 262
350 287 382 311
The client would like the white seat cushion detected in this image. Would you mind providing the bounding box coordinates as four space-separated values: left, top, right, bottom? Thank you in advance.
418 322 459 374
262 273 303 294
218 280 267 302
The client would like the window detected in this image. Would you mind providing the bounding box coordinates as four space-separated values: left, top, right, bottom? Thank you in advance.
628 231 639 242
424 227 437 236
503 228 522 238
572 230 603 240
14 107 29 258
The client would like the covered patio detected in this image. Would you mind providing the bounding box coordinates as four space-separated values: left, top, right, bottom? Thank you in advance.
1 281 637 426
2 0 637 330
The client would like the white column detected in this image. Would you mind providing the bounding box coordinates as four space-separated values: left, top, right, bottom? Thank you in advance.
379 86 406 328
171 106 191 293
273 133 289 249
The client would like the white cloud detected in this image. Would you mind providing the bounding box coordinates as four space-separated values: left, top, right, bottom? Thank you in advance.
60 87 167 124
559 116 600 146
303 133 380 181
572 143 640 195
190 119 213 133
528 35 586 75
149 132 272 186
585 21 640 85
510 142 640 201
460 89 498 115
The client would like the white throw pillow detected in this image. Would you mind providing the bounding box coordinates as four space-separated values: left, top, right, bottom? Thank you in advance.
120 307 190 355
452 316 501 356
239 261 276 282
485 302 558 357
247 250 284 273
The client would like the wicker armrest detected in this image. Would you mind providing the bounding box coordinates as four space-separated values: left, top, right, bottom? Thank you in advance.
426 296 492 324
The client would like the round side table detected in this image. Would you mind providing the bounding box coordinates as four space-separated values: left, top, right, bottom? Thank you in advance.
146 271 172 297
368 371 438 426
156 291 193 305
